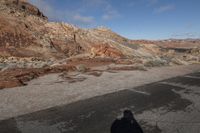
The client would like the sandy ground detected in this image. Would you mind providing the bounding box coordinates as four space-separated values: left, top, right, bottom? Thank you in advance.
0 64 200 121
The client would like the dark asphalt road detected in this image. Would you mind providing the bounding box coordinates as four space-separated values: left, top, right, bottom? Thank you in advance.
0 72 200 133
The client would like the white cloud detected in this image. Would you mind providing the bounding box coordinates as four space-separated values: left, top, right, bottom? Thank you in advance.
28 0 95 25
102 2 120 20
155 4 175 13
28 0 55 19
171 32 199 38
73 14 94 24
127 1 135 7
102 9 120 20
28 0 120 26
147 0 158 6
82 0 120 21
82 0 107 7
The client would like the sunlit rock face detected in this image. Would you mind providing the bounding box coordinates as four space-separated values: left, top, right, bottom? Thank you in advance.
0 0 199 66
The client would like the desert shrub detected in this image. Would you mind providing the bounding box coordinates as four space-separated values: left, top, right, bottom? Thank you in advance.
160 56 172 64
0 63 7 69
123 43 141 50
76 64 88 72
134 64 148 71
171 58 188 65
144 59 167 67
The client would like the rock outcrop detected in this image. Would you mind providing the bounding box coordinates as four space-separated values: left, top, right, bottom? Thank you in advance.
0 0 200 90
90 44 124 58
1 0 199 63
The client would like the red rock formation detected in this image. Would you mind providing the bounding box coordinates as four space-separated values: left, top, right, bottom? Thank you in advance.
91 44 124 58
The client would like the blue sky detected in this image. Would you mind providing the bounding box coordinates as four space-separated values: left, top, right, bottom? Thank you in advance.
28 0 200 40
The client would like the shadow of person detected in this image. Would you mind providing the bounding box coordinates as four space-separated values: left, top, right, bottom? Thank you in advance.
111 110 143 133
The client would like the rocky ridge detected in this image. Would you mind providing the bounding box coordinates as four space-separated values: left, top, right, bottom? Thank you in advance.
0 0 200 89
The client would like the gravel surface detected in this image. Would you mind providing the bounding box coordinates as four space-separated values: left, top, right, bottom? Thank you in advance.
0 64 200 120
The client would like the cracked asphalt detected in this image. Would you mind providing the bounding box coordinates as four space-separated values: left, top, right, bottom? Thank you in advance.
0 72 200 133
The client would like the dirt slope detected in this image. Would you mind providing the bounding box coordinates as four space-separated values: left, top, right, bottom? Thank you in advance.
0 0 199 89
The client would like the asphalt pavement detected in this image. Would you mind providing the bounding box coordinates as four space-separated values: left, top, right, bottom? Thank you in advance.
0 72 200 133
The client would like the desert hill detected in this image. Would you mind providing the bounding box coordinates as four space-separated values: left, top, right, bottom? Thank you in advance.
0 0 200 89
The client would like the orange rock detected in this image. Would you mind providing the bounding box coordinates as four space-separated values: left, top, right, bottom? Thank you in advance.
91 44 124 58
